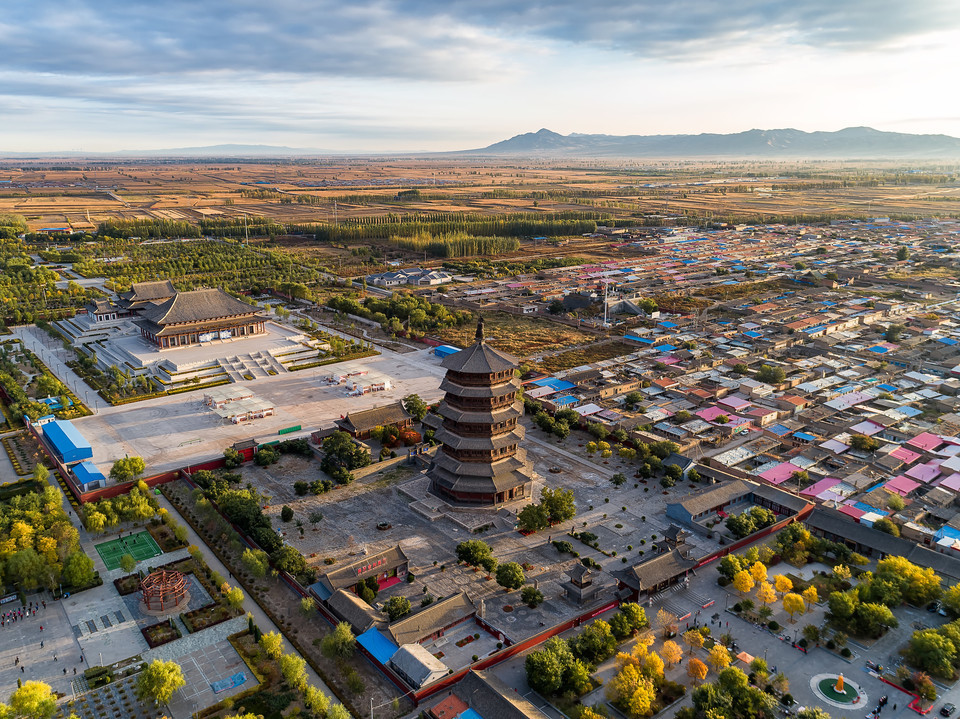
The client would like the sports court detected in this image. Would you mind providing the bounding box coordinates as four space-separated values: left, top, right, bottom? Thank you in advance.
94 531 162 571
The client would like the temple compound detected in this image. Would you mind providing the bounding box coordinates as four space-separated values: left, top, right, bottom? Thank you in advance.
427 318 534 505
133 287 267 348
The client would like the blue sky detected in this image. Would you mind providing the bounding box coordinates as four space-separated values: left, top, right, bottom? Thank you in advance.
2 0 959 151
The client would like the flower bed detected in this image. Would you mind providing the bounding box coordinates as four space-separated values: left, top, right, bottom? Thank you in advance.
113 573 141 596
181 602 240 633
146 522 187 553
141 618 181 648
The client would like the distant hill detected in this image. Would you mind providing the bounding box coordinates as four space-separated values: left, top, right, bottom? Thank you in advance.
464 127 960 159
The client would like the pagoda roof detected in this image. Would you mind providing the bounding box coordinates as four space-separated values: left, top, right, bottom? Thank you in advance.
137 288 261 327
436 401 522 425
441 319 517 374
439 376 519 398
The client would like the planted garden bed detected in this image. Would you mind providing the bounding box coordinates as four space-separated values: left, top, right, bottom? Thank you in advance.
182 602 240 633
141 618 181 648
146 521 187 553
113 573 141 596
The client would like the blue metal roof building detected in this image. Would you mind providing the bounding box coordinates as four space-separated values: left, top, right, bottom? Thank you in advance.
434 345 460 358
42 420 93 465
74 461 105 489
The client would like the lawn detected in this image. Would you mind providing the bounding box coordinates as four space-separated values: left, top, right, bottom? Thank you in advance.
94 531 162 571
538 340 636 373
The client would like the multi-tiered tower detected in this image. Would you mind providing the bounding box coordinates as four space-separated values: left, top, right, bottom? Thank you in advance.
428 318 534 505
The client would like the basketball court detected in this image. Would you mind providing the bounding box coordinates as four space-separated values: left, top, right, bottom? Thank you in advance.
94 531 162 571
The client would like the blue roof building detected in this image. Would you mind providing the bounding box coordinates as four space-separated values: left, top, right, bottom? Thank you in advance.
42 420 93 465
74 461 105 489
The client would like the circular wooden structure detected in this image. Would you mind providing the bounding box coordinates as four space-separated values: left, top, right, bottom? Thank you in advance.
140 569 188 613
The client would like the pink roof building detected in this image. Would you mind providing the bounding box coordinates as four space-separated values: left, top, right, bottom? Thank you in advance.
885 475 921 496
905 462 942 483
801 477 841 497
839 505 866 520
697 406 736 422
850 420 885 436
907 432 945 452
759 462 803 485
890 446 921 464
718 395 752 412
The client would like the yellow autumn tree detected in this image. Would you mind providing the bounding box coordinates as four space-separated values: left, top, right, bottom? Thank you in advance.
11 521 34 550
708 644 731 672
656 608 678 637
733 570 755 597
802 586 818 606
749 561 768 583
643 651 664 681
687 656 709 684
662 640 683 667
606 664 657 719
783 593 805 623
757 581 777 606
683 629 704 652
774 575 793 595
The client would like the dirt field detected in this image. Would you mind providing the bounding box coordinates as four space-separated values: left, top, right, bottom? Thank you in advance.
3 158 959 233
433 311 598 358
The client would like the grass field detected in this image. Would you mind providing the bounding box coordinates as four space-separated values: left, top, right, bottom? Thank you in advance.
537 340 637 373
95 531 162 571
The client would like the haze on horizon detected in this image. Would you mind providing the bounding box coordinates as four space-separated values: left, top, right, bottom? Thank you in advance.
3 0 959 154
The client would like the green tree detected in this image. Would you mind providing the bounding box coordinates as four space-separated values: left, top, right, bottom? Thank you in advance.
521 585 544 607
540 487 576 523
321 622 357 659
456 539 496 569
897 246 910 261
403 393 429 421
873 517 900 536
755 364 786 385
906 629 956 677
135 659 186 707
119 553 137 573
241 548 269 579
384 596 412 620
61 551 95 588
517 503 550 532
611 472 628 487
223 585 245 610
885 324 905 343
569 619 617 664
109 456 146 483
279 653 308 691
496 562 526 590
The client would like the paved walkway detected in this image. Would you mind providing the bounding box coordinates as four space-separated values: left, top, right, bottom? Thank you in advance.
154 491 335 698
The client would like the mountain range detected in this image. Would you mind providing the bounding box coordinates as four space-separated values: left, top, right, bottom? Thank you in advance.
465 127 960 159
3 127 960 159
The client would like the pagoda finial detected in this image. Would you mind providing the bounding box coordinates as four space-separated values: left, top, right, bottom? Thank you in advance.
475 316 485 342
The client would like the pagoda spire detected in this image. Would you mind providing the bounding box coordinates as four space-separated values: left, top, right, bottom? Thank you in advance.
475 316 485 343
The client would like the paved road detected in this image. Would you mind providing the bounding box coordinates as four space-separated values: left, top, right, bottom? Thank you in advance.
154 492 335 699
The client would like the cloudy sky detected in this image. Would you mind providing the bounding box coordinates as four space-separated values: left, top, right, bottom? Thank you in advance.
3 0 959 152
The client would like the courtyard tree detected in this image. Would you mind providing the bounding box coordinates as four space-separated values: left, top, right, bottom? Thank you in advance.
540 487 577 524
687 656 709 685
683 628 705 652
756 581 776 606
708 644 731 672
801 586 818 606
496 562 526 590
756 364 786 385
802 624 822 645
259 631 284 660
885 324 906 343
222 583 245 610
606 663 656 718
906 629 956 677
521 585 544 608
321 622 356 659
569 620 618 665
798 709 833 719
517 503 550 532
783 593 805 623
384 596 412 620
656 608 678 637
897 246 910 261
8 680 56 719
108 455 146 483
119 553 137 573
873 517 900 536
299 596 315 616
888 493 906 511
402 393 429 421
136 659 186 708
774 575 793 595
320 431 370 483
661 640 683 667
733 570 755 597
328 704 352 719
241 548 269 579
749 562 768 584
62 551 95 588
849 433 880 453
455 540 496 571
279 653 308 691
611 472 627 487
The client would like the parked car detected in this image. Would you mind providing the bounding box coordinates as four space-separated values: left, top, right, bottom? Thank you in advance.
940 704 955 717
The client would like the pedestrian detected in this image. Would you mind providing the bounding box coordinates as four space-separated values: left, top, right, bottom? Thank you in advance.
63 668 66 675
40 641 43 648
39 625 42 631
894 706 897 711
54 655 57 662
73 667 76 675
41 601 45 609
20 667 23 673
14 657 18 665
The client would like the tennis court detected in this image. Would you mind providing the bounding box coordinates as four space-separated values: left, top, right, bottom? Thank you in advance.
95 531 163 571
